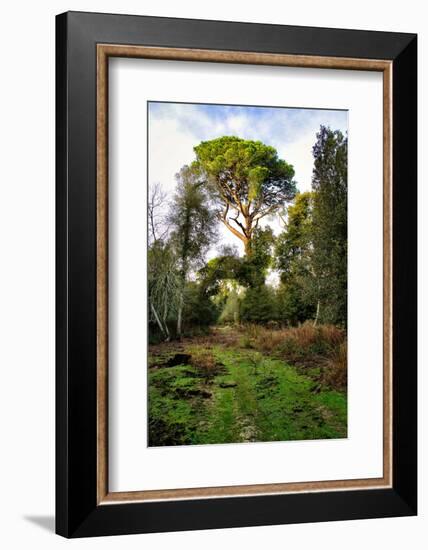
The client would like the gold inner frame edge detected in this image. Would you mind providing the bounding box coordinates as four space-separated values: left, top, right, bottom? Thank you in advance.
96 44 393 504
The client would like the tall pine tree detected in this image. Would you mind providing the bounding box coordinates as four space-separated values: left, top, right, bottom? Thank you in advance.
311 126 348 326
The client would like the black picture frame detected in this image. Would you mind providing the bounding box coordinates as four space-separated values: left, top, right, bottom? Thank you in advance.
56 11 417 538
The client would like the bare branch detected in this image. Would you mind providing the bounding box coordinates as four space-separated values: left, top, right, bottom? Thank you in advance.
148 182 169 243
230 215 248 237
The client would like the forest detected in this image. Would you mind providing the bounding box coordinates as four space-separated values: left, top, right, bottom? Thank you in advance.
148 124 348 447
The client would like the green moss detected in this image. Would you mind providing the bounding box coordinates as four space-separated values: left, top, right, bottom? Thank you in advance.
148 346 347 446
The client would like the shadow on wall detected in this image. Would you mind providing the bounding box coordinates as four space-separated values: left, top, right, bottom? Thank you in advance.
23 516 55 533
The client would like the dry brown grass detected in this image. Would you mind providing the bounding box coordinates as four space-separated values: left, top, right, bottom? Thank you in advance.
239 322 347 391
321 342 347 390
190 348 216 370
242 322 344 352
189 348 223 383
317 324 346 347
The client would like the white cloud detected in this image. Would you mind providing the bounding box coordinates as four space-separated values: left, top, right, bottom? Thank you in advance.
148 116 195 198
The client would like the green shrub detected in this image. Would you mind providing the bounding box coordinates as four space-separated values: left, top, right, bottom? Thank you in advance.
240 285 277 323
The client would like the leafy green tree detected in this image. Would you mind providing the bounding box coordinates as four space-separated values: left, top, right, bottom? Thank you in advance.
239 226 275 288
240 285 277 323
198 250 243 297
169 165 217 336
182 281 220 329
275 192 317 324
275 193 313 277
311 126 347 326
199 227 275 293
275 282 314 326
193 136 296 254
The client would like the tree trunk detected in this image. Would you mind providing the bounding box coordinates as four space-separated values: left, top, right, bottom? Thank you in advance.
176 291 184 338
176 270 186 338
244 215 253 256
151 303 169 341
244 238 251 256
162 297 170 340
176 206 190 338
313 299 320 327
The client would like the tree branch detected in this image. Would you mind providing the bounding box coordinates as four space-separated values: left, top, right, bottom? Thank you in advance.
220 218 247 243
230 215 247 237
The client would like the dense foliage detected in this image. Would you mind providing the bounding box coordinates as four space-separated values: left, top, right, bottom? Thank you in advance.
193 137 296 254
148 125 347 340
311 126 348 326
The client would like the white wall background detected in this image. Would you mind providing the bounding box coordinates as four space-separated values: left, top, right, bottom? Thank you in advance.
0 1 424 548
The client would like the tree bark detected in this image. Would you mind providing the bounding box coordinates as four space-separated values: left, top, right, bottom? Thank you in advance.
219 209 255 256
313 299 320 327
151 303 169 341
176 206 191 338
244 237 251 256
176 291 184 338
162 295 170 340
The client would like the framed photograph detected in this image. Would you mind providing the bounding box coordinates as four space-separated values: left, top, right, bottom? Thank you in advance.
56 11 417 538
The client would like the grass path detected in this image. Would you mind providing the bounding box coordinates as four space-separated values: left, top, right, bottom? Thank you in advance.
148 346 347 447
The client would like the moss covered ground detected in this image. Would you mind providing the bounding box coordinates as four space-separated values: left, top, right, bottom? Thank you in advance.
148 340 347 447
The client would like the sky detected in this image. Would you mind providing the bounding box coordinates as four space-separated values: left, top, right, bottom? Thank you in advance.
148 101 348 259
